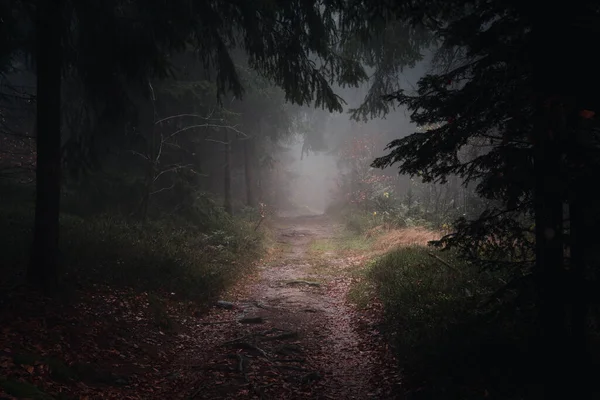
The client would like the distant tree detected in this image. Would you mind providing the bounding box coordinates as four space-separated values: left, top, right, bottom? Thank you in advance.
1 0 374 289
336 130 391 210
228 64 295 209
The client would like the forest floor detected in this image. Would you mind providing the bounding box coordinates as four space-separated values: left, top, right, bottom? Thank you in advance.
173 214 403 399
0 214 407 399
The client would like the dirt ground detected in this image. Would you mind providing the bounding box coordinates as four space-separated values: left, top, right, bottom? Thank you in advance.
177 214 402 399
0 214 404 400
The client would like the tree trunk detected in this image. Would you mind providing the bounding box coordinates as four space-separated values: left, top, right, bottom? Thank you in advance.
28 0 63 290
529 6 576 395
130 84 156 221
567 108 597 397
244 138 256 207
532 96 566 397
569 180 587 360
224 130 233 215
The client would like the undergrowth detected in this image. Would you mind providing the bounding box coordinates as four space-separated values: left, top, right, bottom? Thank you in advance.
309 233 373 255
0 184 266 303
327 204 442 235
356 245 544 399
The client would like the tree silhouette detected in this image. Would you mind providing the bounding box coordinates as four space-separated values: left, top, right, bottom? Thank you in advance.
13 0 372 289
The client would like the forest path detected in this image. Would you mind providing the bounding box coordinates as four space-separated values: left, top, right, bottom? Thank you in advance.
180 214 402 399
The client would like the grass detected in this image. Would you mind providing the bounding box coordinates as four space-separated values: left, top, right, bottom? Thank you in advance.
351 245 547 399
346 272 375 308
367 247 490 351
309 233 374 255
307 231 374 279
0 189 266 304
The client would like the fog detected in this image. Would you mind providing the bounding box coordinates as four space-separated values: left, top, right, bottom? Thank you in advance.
284 140 338 215
278 60 428 216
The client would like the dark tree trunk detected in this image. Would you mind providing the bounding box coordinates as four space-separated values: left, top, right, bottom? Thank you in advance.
569 181 587 359
130 85 156 221
566 108 598 397
139 164 152 220
529 6 578 395
532 94 566 398
224 130 233 215
244 138 256 207
530 4 600 396
28 0 63 290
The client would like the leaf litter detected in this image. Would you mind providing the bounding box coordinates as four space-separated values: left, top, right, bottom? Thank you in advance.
1 215 402 399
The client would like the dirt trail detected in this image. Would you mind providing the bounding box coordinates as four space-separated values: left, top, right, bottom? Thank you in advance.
180 215 402 399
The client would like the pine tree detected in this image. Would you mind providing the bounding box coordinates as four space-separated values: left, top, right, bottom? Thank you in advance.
356 0 600 395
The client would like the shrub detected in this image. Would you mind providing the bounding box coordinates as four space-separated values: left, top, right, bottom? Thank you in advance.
0 192 265 303
344 211 376 234
364 246 540 399
60 213 263 301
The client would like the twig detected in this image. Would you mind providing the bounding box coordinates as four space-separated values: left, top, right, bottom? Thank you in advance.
155 112 215 124
129 150 149 160
199 320 234 325
205 138 230 145
285 280 321 287
231 342 269 359
427 252 462 274
254 216 265 232
166 123 246 139
149 183 175 195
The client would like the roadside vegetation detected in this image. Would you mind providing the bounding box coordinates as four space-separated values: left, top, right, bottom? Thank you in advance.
324 132 545 398
358 246 534 399
315 214 539 399
0 183 267 302
0 181 269 399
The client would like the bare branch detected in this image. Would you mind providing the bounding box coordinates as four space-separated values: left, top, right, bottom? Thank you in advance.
205 138 230 145
129 150 149 160
155 133 164 163
150 183 175 195
165 123 246 140
154 112 216 125
153 164 194 182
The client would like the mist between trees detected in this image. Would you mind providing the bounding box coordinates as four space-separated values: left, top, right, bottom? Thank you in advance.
1 1 600 399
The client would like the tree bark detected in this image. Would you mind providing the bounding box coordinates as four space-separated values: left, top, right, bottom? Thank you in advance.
244 138 256 207
529 5 577 395
224 130 233 215
532 94 566 398
569 178 587 359
28 0 63 290
566 107 597 398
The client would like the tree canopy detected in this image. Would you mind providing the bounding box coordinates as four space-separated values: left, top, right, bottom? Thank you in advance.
355 1 600 395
